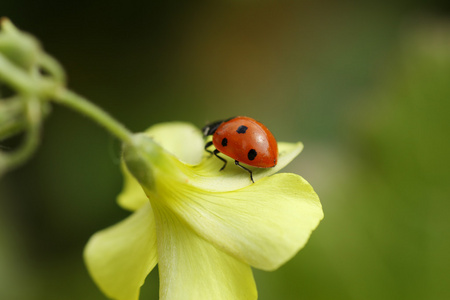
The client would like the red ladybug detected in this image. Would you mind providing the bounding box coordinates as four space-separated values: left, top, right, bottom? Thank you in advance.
203 116 278 182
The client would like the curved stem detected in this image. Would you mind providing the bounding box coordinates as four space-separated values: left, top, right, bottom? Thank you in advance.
0 53 37 93
0 53 133 144
52 88 134 144
0 19 135 176
0 97 41 176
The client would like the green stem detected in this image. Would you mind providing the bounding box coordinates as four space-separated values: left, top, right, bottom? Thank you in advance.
52 88 134 144
0 19 135 176
0 53 37 93
0 53 133 144
0 97 41 176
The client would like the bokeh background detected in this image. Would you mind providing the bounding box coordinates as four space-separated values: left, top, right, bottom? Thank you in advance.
1 1 450 299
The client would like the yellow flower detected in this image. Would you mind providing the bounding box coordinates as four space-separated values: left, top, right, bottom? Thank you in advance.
84 122 323 300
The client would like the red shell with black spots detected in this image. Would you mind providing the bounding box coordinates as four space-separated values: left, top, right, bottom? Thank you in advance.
212 116 278 168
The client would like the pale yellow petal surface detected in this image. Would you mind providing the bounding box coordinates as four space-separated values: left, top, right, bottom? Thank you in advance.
118 122 204 210
84 203 158 300
152 201 257 300
144 122 204 165
161 173 323 271
117 163 148 211
121 122 304 198
184 141 304 192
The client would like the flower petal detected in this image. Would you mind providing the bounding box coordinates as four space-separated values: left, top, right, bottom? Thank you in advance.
84 203 158 300
118 122 204 210
117 163 148 211
152 201 257 300
144 122 204 165
123 122 304 194
163 173 323 271
185 141 304 192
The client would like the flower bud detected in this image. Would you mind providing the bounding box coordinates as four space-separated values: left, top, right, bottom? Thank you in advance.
0 18 41 71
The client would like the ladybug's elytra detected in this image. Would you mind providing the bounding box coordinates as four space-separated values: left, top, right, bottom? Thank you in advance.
202 116 278 183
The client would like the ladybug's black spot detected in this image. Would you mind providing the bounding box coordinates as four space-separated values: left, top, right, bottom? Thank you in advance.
236 125 248 134
248 149 257 161
221 137 228 147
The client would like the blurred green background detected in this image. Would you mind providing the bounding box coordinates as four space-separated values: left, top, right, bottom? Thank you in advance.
1 1 450 299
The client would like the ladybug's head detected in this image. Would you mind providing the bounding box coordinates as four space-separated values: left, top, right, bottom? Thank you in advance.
202 120 224 137
202 117 236 137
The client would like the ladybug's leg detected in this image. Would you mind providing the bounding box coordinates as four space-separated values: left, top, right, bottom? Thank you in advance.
213 149 227 171
235 160 254 183
205 142 227 171
204 141 214 155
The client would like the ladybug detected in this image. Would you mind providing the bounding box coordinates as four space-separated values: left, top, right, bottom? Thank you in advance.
202 116 278 182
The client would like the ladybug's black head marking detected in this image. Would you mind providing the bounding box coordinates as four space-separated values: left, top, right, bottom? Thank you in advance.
202 120 224 136
236 125 248 134
248 149 257 161
202 117 236 137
